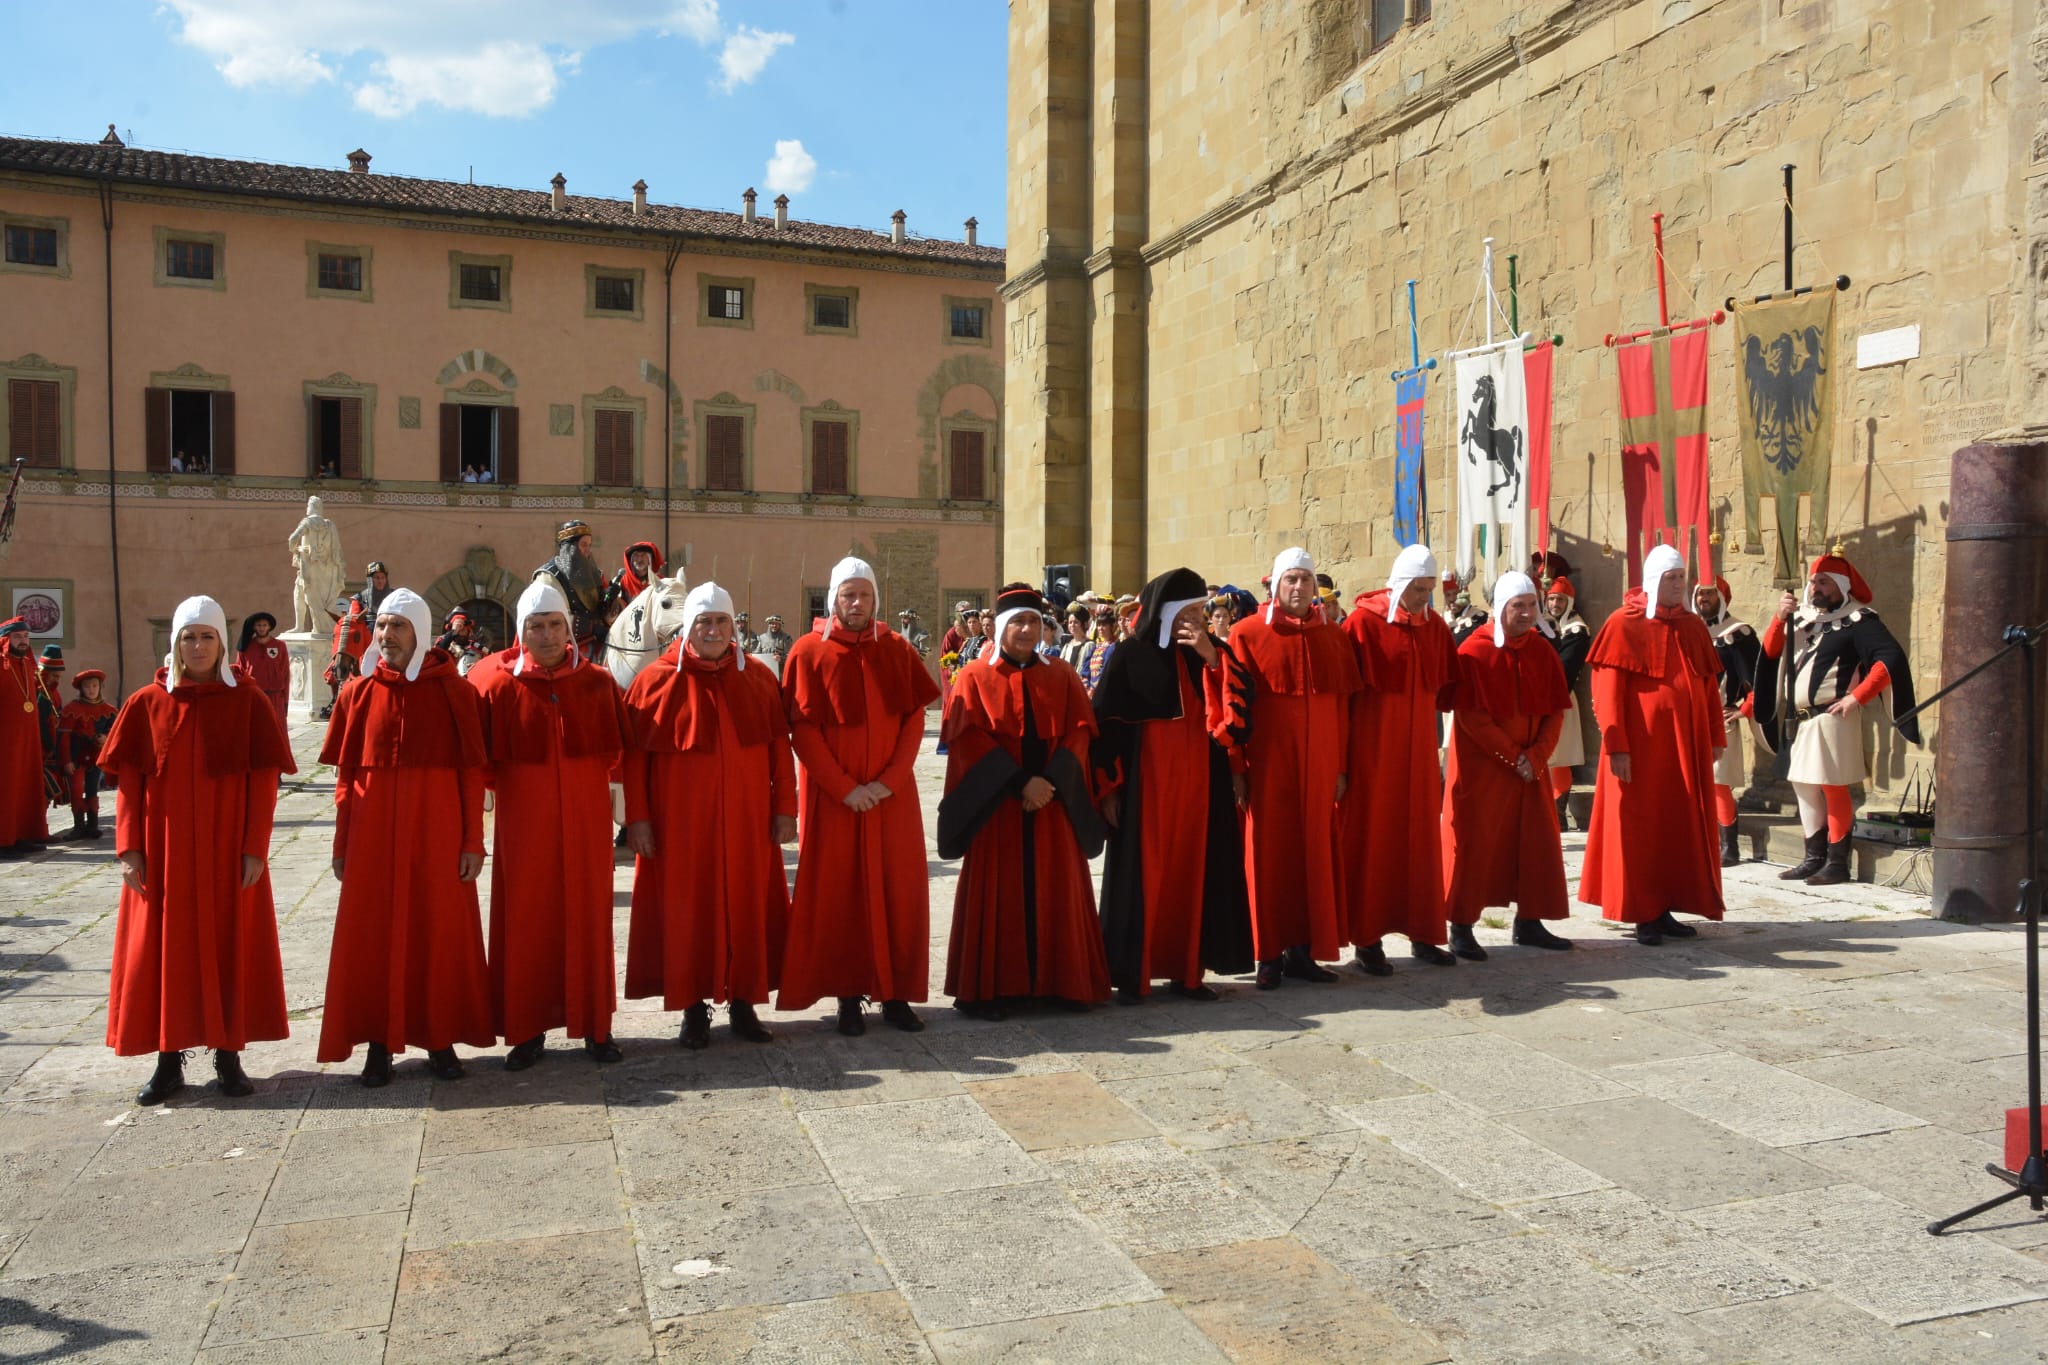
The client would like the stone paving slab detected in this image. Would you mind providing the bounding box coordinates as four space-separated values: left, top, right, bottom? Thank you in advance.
407 1139 624 1249
926 1299 1230 1363
1613 1050 1928 1147
1340 1093 1613 1203
962 1070 1157 1151
1036 1136 1288 1255
804 1094 1044 1202
385 1229 654 1363
630 1182 891 1318
651 1291 936 1364
1369 1030 1636 1113
204 1210 406 1348
1514 1187 1811 1312
1104 1060 1349 1149
614 1104 825 1202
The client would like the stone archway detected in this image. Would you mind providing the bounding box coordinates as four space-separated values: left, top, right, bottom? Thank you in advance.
423 546 523 640
915 354 1002 498
434 350 520 389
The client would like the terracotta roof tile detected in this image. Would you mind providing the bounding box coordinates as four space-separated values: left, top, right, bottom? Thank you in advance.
0 136 1004 269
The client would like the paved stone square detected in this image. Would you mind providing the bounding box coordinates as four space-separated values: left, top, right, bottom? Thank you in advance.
3 722 2047 1362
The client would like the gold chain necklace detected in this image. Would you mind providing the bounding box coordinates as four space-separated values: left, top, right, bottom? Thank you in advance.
6 656 35 713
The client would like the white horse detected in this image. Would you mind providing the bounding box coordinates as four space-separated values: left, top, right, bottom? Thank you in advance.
605 576 690 689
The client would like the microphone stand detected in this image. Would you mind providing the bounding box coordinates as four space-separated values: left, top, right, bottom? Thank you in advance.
1915 620 2047 1235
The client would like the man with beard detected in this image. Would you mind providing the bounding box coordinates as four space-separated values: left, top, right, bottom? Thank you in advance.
780 557 941 1034
533 521 611 663
897 609 931 657
605 540 665 619
752 614 795 670
0 618 49 858
352 560 394 618
1694 574 1761 867
1212 548 1361 988
1092 567 1251 1003
318 589 495 1084
1578 544 1725 944
1752 549 1918 886
1544 576 1594 831
469 580 630 1067
1444 572 1491 645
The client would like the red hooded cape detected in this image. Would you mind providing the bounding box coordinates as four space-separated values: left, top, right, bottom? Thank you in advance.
100 668 296 1055
468 648 629 1043
315 650 495 1060
1441 629 1570 924
237 638 291 726
777 621 939 1011
1578 591 1726 923
1 653 50 846
1339 589 1458 947
622 643 795 1007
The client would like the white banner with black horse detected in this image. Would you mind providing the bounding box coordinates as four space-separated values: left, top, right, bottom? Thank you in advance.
1452 339 1529 589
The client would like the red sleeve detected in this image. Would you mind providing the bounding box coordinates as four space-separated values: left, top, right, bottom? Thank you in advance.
790 718 858 802
1205 650 1250 775
770 727 797 819
1591 664 1629 756
1761 616 1786 659
115 766 146 854
458 765 485 856
1333 688 1351 778
332 766 353 860
1528 712 1562 769
878 706 923 794
623 746 652 826
1456 709 1524 769
243 769 278 858
1738 692 1755 719
1851 660 1890 706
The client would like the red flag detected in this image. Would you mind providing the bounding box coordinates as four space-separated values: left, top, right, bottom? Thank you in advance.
1524 341 1556 554
1616 324 1713 586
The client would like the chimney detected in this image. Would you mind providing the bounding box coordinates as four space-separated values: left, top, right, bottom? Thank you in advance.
964 216 978 247
346 148 371 174
743 187 757 224
100 123 125 148
891 209 907 245
632 178 648 216
550 172 567 211
774 193 789 230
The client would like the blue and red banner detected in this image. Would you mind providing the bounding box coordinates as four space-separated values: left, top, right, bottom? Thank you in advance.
1393 370 1428 546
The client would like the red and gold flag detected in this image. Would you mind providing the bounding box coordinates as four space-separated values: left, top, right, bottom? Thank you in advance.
1615 324 1713 586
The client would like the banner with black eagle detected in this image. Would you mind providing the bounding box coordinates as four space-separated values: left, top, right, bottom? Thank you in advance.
1734 291 1836 583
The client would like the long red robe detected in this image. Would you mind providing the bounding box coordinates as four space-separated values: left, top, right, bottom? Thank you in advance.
1442 630 1569 924
316 650 496 1060
1339 590 1459 947
623 644 795 1007
0 652 48 846
1211 608 1361 961
778 621 940 1010
1578 592 1726 923
100 667 295 1055
468 648 628 1043
237 638 291 728
940 655 1112 1005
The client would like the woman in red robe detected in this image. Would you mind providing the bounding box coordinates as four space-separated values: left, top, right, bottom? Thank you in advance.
236 611 291 728
623 582 796 1049
1441 573 1574 953
1210 549 1361 988
0 618 49 857
1578 545 1726 943
938 585 1111 1018
101 596 295 1105
318 588 496 1084
469 580 630 1067
779 556 940 1036
1338 544 1460 973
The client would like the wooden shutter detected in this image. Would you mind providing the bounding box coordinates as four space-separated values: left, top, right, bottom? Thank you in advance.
144 386 171 472
338 397 363 479
706 414 745 491
594 408 633 487
439 403 460 482
7 379 59 468
496 406 520 485
211 391 236 475
949 429 985 501
811 420 848 495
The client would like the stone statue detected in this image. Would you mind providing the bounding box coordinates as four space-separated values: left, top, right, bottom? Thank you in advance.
288 495 345 634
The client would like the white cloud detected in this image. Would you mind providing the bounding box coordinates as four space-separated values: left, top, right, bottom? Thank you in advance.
161 0 785 118
717 26 794 92
763 139 817 195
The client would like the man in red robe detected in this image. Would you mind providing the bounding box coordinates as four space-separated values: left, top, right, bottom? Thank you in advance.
1092 567 1251 1003
779 556 940 1036
1579 544 1726 944
469 580 630 1067
58 668 117 840
236 611 290 728
1211 548 1362 989
318 588 496 1084
0 618 48 857
1339 544 1460 973
101 595 295 1104
938 584 1111 1017
1442 572 1574 953
623 582 796 1049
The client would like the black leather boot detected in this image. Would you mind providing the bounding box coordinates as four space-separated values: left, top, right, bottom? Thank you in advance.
680 1002 712 1050
1806 837 1853 886
213 1049 255 1098
1281 945 1337 982
504 1035 547 1071
835 996 867 1036
83 807 101 839
881 1000 925 1032
426 1048 465 1080
1352 942 1393 977
1512 919 1573 950
361 1042 392 1088
1720 824 1741 867
1448 924 1488 962
729 1000 774 1043
137 1050 186 1105
1778 830 1827 880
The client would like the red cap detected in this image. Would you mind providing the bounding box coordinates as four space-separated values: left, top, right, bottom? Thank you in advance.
1809 553 1871 603
1548 576 1576 599
73 668 106 689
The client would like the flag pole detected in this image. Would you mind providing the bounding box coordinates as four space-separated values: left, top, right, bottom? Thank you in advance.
1508 253 1565 349
1652 211 1671 328
1782 164 1795 292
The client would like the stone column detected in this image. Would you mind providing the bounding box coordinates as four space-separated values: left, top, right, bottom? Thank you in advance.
1087 0 1149 593
283 630 333 721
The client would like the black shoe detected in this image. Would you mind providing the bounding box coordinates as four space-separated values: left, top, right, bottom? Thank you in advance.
60 812 84 842
1555 793 1573 832
1806 838 1852 886
614 826 630 849
213 1049 255 1097
881 1000 925 1032
583 1036 623 1064
729 1000 774 1043
315 706 332 720
504 1035 547 1071
680 1003 712 1050
1635 921 1664 946
361 1042 392 1088
1410 942 1458 967
137 1050 187 1106
1255 959 1283 991
836 997 867 1037
1653 910 1699 939
1352 943 1393 977
1281 946 1338 982
1169 981 1220 1002
1511 919 1574 950
83 809 102 839
426 1048 465 1080
1719 823 1741 867
1448 925 1489 962
1779 830 1827 880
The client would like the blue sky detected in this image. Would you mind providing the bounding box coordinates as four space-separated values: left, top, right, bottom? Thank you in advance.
0 1 1008 246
